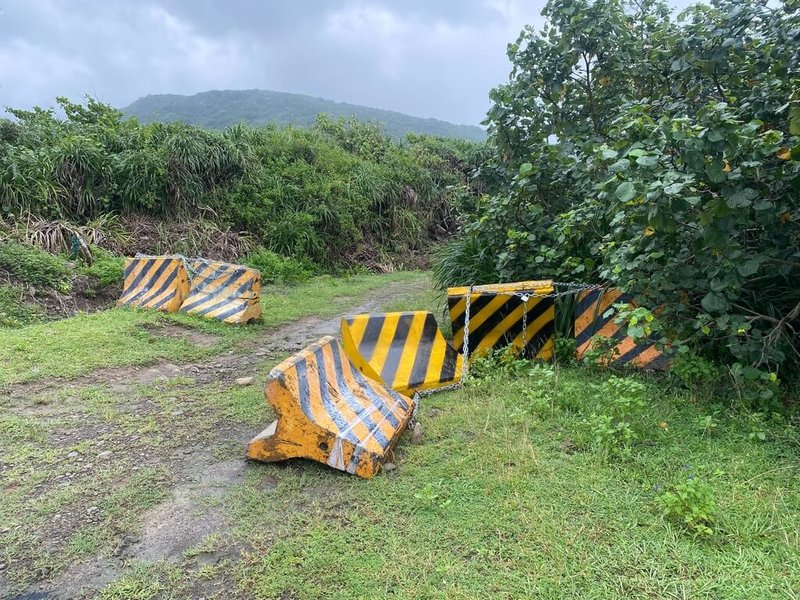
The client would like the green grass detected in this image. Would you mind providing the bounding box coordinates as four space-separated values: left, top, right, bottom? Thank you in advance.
0 271 428 385
219 366 800 599
3 274 799 599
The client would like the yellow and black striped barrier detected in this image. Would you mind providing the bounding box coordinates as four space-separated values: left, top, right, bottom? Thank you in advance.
117 255 190 313
180 259 261 324
447 280 556 360
340 311 463 396
575 287 667 369
246 336 415 478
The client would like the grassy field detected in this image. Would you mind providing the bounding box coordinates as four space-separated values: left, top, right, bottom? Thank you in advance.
1 273 799 599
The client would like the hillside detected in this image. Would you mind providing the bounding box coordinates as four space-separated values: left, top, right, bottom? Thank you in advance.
123 89 486 141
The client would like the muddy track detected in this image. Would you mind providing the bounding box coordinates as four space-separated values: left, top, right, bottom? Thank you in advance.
2 279 429 600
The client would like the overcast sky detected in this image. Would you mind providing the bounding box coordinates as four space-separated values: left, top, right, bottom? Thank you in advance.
1 0 695 126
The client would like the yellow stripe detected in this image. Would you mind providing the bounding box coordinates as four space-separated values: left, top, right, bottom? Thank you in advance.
119 259 157 303
392 312 426 392
510 302 555 350
453 294 508 342
369 314 400 377
184 272 251 314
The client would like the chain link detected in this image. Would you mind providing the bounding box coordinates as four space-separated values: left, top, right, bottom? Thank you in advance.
520 294 529 357
461 285 472 380
408 281 605 430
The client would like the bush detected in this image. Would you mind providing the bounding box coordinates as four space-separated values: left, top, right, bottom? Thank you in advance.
0 241 71 291
78 246 124 288
244 248 317 285
656 469 718 537
437 0 800 388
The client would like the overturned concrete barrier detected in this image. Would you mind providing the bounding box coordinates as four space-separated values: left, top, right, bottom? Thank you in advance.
247 336 415 478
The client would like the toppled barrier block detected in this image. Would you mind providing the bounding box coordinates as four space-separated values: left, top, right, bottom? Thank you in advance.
575 287 668 369
340 311 462 396
447 280 556 360
247 336 415 478
180 259 261 324
118 255 190 313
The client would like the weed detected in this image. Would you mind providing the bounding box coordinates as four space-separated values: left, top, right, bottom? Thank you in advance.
656 468 718 537
0 240 71 291
78 246 124 288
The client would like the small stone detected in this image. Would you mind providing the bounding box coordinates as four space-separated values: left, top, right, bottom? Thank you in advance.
98 450 113 460
0 563 6 570
410 422 423 445
67 451 79 458
235 376 255 387
383 462 397 472
171 410 184 417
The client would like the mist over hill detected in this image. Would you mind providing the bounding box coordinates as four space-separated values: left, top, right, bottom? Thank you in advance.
123 89 486 141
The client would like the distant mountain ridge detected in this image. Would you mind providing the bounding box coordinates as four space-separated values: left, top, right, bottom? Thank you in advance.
122 89 485 141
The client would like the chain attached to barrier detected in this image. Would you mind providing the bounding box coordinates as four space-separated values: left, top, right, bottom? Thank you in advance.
409 281 605 431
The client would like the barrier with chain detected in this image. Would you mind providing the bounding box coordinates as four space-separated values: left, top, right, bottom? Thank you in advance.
407 280 604 429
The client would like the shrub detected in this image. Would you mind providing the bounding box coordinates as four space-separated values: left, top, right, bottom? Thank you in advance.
78 246 125 288
0 241 71 291
656 470 718 537
245 248 317 285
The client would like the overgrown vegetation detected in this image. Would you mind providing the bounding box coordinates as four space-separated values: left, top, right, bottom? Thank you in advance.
0 98 482 269
435 0 800 392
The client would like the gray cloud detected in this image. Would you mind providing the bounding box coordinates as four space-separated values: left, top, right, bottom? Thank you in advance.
1 0 696 126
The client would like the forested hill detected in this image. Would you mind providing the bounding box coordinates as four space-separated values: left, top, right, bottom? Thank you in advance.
123 89 486 141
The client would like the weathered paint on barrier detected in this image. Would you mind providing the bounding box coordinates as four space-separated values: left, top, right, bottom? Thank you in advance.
574 287 668 369
117 255 190 313
447 280 556 360
340 311 462 396
180 259 261 324
246 336 415 478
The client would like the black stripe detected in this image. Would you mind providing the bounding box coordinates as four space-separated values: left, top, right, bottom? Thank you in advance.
523 320 555 358
576 302 617 346
453 294 495 337
408 314 438 389
379 313 414 387
124 260 171 306
439 343 460 383
466 297 516 350
138 266 180 307
448 295 466 332
574 289 603 323
358 316 386 362
614 332 665 369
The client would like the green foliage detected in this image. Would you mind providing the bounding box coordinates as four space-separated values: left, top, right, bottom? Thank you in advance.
78 246 124 287
437 0 800 386
244 248 316 285
656 468 718 537
0 284 43 327
123 89 486 141
1 97 482 269
0 240 71 291
578 375 648 454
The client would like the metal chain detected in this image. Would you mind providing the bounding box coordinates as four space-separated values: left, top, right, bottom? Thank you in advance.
407 280 605 429
520 294 529 358
461 285 472 380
